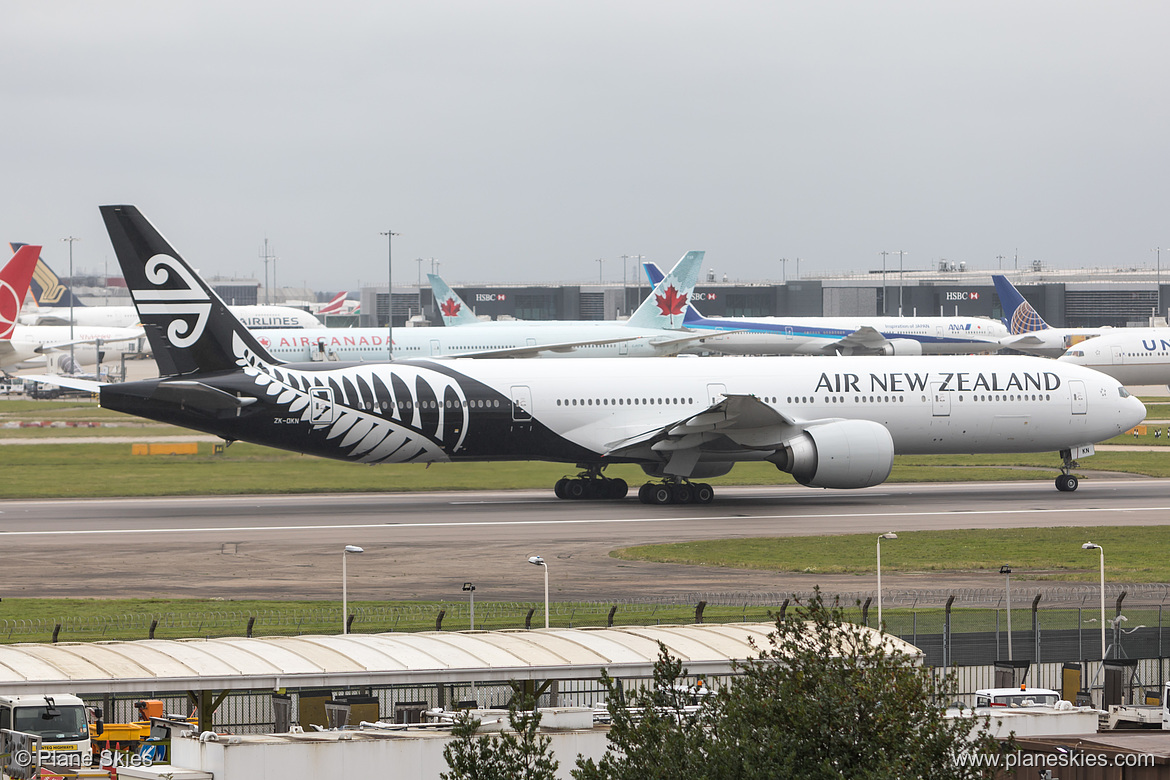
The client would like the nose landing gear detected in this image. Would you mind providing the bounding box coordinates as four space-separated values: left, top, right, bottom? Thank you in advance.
1056 448 1080 492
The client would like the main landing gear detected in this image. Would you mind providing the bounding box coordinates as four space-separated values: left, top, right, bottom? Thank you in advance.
554 465 628 500
637 478 715 505
1056 450 1079 492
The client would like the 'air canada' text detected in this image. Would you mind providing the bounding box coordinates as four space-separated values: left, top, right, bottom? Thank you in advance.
815 371 1063 394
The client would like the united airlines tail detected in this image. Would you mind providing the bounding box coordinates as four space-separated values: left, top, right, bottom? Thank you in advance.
992 275 1050 335
625 251 703 330
100 206 281 376
428 275 483 326
9 243 87 308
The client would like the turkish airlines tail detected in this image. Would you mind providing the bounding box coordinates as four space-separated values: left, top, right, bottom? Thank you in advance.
0 245 42 340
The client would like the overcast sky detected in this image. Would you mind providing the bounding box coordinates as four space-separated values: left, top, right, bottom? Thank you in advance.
4 2 1169 292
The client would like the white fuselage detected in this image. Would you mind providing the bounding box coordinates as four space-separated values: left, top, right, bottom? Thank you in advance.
444 354 1140 456
256 323 690 361
1060 329 1170 385
3 324 145 369
20 304 320 330
683 316 1008 355
1000 327 1114 358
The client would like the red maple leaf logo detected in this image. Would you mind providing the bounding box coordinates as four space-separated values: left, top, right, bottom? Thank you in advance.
655 284 688 317
440 297 461 317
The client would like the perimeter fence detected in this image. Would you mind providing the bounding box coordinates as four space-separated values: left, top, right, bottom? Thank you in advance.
5 584 1170 669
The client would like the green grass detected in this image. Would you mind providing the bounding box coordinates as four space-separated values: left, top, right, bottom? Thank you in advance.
0 598 775 643
613 526 1170 582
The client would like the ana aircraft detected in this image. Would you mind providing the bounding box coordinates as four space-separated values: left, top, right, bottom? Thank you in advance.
0 246 144 371
50 205 1145 503
643 262 1008 355
1059 329 1170 385
993 275 1113 357
12 244 321 330
250 252 715 361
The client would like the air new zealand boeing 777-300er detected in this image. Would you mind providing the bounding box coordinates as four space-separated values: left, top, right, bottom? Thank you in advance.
63 206 1145 503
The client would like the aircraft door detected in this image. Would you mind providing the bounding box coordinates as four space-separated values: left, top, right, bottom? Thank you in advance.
1069 379 1087 415
430 339 441 356
527 338 537 347
310 387 335 425
930 382 950 417
619 340 629 355
707 383 727 405
784 326 793 341
510 385 533 421
1111 346 1125 365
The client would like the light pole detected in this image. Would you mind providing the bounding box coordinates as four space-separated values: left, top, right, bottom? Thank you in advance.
779 257 788 284
896 250 907 315
621 254 629 316
61 237 80 371
380 230 400 359
463 582 476 630
879 251 889 316
876 532 897 627
1000 565 1013 660
528 555 549 629
342 545 364 634
1157 247 1162 320
595 258 604 284
1083 542 1106 659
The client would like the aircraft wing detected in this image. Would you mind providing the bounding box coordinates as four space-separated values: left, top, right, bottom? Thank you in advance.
604 393 820 476
647 330 749 349
36 331 145 353
437 335 645 359
822 326 892 355
17 374 104 393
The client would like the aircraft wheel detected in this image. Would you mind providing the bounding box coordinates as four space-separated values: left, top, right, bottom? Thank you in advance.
554 478 570 499
567 479 588 500
608 478 628 499
651 484 673 505
671 483 693 504
693 483 714 504
1056 474 1079 492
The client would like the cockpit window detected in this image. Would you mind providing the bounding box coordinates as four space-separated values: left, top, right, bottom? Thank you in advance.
1118 387 1131 398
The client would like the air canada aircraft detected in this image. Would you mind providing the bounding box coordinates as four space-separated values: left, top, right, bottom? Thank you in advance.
65 206 1145 503
1059 329 1170 385
249 252 718 361
643 262 1008 355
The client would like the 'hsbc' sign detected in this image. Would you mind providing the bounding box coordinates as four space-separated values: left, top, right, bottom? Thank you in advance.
475 293 507 302
945 291 980 301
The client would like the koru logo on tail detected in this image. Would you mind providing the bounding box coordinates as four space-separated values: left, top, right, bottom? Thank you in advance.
133 255 212 348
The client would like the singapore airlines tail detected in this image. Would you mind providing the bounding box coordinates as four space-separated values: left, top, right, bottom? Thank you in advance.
993 275 1050 335
0 245 42 339
100 206 281 376
8 243 87 308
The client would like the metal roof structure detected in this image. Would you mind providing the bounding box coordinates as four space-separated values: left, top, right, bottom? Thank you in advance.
0 622 920 695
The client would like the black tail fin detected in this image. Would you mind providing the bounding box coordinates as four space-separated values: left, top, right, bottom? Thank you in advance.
101 205 281 376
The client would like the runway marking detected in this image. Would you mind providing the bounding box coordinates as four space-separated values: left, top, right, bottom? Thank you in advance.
3 504 1168 537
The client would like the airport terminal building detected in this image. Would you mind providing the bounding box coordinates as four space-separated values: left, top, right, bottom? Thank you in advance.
357 264 1168 330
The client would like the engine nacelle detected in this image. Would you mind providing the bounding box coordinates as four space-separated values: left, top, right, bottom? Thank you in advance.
771 419 895 489
878 338 924 356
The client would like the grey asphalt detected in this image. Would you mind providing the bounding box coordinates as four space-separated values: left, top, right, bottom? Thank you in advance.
1 477 1166 602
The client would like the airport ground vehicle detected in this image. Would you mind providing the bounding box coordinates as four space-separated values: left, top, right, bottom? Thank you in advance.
0 693 95 765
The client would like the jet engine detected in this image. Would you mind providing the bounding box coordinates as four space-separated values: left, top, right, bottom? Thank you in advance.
877 338 924 356
770 419 894 489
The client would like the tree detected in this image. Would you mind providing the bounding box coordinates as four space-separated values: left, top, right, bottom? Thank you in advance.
441 695 559 780
575 589 1002 780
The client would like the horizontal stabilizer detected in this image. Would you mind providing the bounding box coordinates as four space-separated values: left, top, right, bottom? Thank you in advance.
152 380 258 412
17 374 103 393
